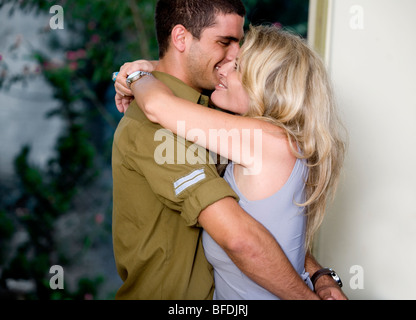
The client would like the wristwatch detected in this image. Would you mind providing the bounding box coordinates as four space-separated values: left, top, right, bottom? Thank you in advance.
126 71 152 88
311 268 343 288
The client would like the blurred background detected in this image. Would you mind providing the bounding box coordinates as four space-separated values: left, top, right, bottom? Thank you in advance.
1 0 416 301
0 0 309 300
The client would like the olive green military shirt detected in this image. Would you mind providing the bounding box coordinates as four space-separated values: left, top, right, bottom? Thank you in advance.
112 71 238 300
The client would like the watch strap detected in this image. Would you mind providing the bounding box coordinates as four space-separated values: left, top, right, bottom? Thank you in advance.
311 268 343 288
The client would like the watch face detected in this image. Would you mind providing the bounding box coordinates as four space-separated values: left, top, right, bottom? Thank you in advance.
330 271 343 287
127 71 141 80
126 71 151 88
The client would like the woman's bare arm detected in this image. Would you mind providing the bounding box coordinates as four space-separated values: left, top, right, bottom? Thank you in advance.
132 75 279 174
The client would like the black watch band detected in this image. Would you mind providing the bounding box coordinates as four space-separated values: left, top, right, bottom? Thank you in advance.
311 268 343 288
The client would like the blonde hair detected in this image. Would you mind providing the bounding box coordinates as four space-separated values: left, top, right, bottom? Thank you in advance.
239 25 347 250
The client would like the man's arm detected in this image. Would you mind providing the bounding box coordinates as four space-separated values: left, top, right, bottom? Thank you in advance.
198 197 319 300
305 251 348 300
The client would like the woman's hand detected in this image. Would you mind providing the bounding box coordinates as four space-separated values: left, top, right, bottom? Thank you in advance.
114 60 157 113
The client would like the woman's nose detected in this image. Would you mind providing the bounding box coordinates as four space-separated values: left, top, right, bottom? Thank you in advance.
218 60 236 77
218 68 227 77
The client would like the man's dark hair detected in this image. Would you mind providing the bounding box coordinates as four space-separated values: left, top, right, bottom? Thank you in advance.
155 0 246 58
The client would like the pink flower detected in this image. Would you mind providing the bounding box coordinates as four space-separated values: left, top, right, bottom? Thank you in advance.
273 22 282 29
42 61 55 70
69 61 78 71
66 49 86 61
95 213 104 225
66 51 78 61
76 49 86 59
90 34 100 44
84 293 94 300
88 21 97 30
41 59 65 71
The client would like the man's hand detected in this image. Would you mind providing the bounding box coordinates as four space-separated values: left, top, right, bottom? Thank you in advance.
304 252 348 300
114 60 157 113
314 279 348 300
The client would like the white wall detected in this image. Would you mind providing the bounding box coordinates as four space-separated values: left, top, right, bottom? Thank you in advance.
310 0 416 299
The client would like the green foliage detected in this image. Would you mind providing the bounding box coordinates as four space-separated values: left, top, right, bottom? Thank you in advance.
0 210 15 263
243 0 309 36
0 0 159 299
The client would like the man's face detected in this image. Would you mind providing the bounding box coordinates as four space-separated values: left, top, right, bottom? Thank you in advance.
185 13 244 92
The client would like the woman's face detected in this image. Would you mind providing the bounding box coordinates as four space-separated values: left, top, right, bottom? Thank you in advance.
210 59 250 115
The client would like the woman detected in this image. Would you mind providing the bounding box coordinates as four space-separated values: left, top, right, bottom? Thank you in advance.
116 25 346 299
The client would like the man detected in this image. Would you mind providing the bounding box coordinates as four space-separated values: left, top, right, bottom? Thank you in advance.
112 0 347 300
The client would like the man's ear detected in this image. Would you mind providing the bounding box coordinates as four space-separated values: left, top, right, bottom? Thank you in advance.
171 24 190 53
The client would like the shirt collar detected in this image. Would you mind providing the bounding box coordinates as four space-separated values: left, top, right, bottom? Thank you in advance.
152 71 209 107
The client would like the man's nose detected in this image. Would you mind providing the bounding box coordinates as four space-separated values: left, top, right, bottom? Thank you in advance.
225 42 240 62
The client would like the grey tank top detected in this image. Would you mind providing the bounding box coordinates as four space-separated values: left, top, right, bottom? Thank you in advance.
202 159 313 300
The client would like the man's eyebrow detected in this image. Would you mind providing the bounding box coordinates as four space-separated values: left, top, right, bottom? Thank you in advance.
217 36 240 42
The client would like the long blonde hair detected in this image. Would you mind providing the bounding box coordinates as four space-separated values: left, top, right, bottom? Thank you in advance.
239 25 347 250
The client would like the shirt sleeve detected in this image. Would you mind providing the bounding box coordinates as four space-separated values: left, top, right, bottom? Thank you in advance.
123 117 239 227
